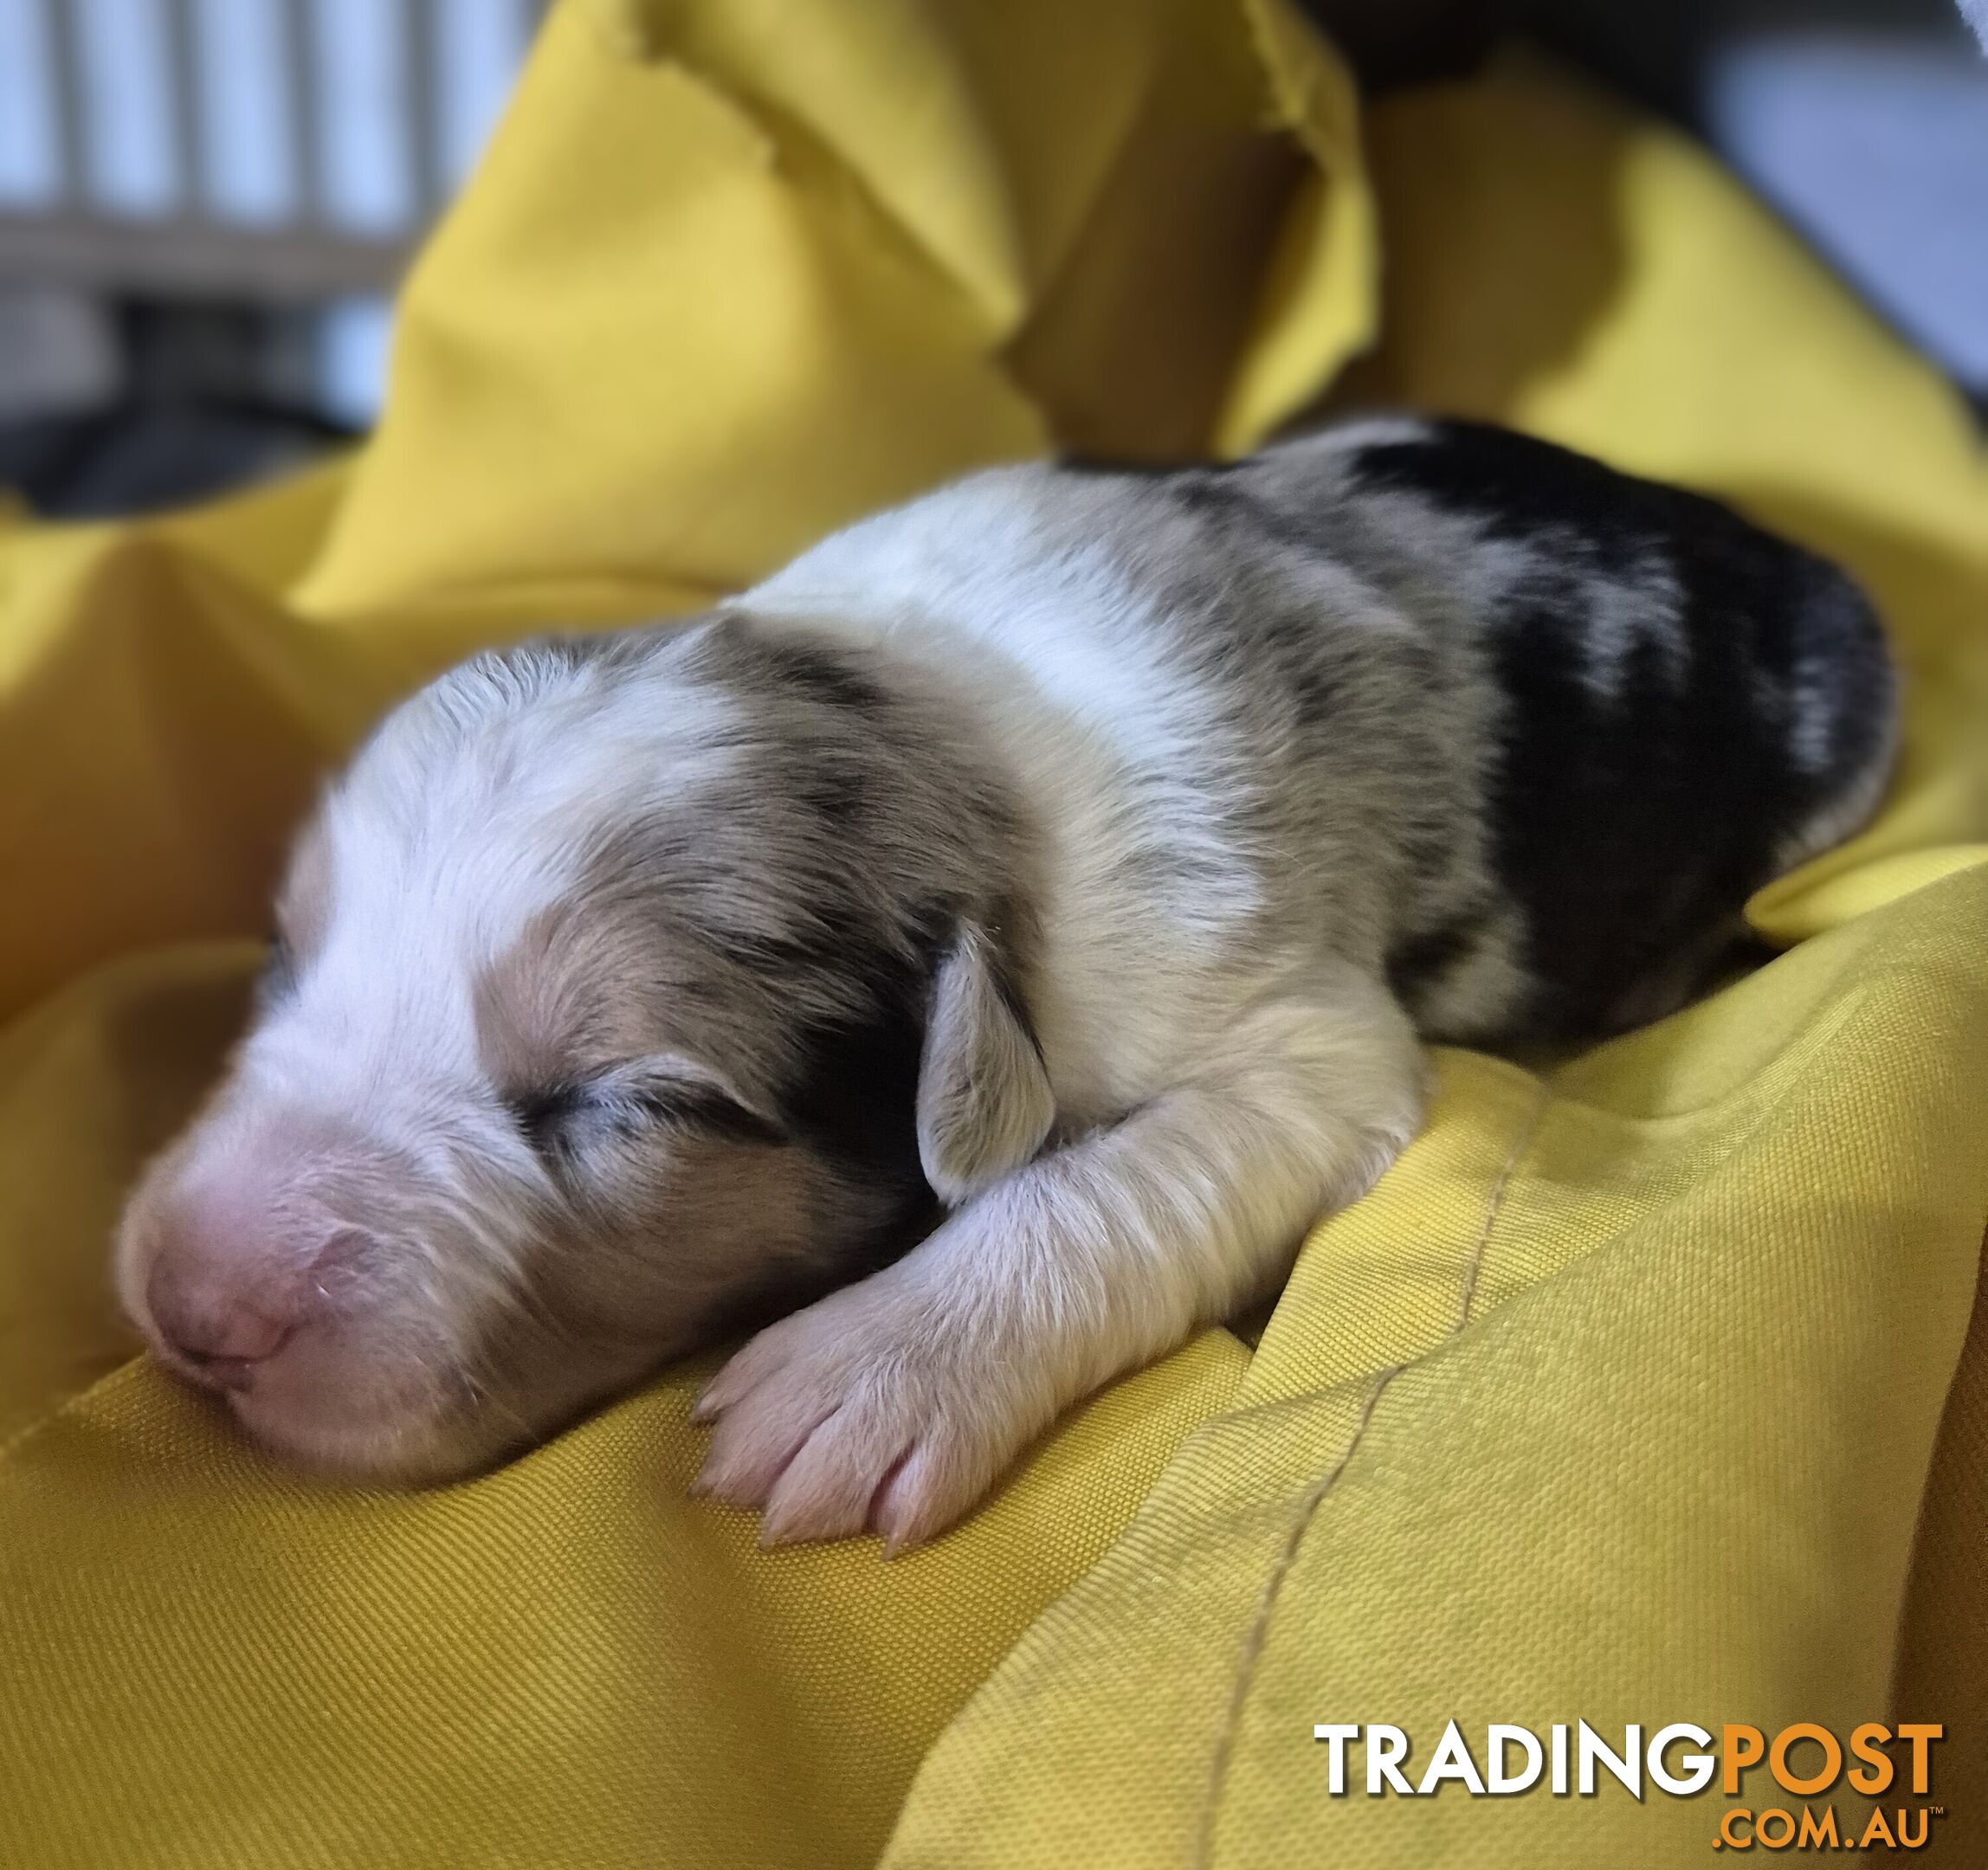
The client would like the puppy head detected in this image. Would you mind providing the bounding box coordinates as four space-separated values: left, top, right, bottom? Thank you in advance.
116 622 1050 1481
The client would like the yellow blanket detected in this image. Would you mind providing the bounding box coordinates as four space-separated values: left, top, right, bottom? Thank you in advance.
2 3 1984 1864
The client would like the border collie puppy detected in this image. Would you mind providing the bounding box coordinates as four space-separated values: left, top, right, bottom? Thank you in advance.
117 418 1896 1548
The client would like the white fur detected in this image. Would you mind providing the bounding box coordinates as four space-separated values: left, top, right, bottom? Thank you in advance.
749 474 1280 1118
118 423 1889 1546
694 969 1419 1551
694 481 1428 1542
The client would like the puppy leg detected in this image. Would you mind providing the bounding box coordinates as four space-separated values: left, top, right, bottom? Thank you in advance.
693 977 1423 1550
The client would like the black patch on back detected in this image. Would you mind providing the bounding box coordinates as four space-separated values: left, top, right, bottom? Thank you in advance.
1352 420 1707 556
695 624 894 719
1059 454 1262 532
794 765 871 829
1384 908 1488 1010
1350 420 1891 1037
1236 589 1349 732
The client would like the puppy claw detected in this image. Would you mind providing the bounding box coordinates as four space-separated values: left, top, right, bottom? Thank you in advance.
877 1499 931 1561
872 1446 973 1556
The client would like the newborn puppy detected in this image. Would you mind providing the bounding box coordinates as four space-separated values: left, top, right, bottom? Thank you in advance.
118 418 1896 1547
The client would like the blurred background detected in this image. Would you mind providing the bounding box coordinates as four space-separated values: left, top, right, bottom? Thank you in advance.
0 0 1981 519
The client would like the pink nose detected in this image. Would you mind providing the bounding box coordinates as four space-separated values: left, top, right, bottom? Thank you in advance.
138 1177 308 1390
148 1261 291 1362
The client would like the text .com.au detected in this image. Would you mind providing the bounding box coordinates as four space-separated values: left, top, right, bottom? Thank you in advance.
1313 1720 1946 1852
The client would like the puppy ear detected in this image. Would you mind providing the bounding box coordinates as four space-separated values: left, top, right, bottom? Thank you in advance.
916 919 1054 1205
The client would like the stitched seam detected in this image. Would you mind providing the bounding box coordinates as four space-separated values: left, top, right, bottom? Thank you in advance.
1192 1361 1400 1869
1456 1087 1548 1331
1195 1083 1551 1868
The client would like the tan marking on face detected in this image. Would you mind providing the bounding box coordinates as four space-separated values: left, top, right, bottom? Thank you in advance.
473 900 663 1094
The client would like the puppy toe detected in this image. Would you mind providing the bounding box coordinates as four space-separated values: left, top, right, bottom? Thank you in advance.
689 1276 1036 1549
872 1438 984 1555
693 1326 795 1422
694 1388 835 1508
757 1414 909 1547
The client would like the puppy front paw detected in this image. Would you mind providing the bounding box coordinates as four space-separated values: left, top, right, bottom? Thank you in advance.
690 1278 1038 1553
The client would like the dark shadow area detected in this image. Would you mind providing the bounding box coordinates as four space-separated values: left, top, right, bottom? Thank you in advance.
1 0 1982 519
0 300 354 518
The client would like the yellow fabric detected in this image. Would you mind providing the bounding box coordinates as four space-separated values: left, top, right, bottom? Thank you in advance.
296 0 1372 622
0 13 1983 1870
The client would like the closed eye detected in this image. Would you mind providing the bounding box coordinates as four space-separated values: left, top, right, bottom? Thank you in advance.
508 1083 584 1155
507 1067 782 1160
623 1079 784 1145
